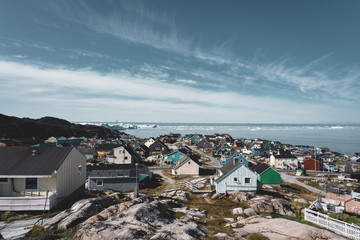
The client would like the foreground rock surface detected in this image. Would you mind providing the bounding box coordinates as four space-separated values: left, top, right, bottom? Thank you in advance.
73 196 206 240
234 216 345 240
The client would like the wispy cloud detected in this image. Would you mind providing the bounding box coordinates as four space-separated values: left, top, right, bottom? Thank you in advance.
176 79 198 85
0 60 346 123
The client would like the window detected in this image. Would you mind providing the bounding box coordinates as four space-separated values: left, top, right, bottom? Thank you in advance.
234 177 238 182
240 159 244 163
188 161 191 164
96 180 103 186
0 178 8 184
78 165 82 174
124 156 128 160
25 178 38 190
245 177 251 184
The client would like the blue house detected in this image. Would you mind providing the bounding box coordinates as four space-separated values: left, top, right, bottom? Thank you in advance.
221 151 248 165
162 151 186 165
212 160 259 193
251 144 270 157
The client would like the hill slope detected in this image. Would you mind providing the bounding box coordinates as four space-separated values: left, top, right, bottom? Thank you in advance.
0 114 123 139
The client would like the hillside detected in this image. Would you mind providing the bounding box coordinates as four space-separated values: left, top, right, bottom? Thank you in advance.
0 114 123 140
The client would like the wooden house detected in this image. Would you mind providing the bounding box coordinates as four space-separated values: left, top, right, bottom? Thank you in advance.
172 157 199 176
270 150 298 170
87 164 152 192
190 134 202 145
212 160 259 193
303 158 320 171
106 146 141 164
144 138 156 148
148 140 169 154
162 151 186 165
197 139 213 150
221 150 248 165
250 163 281 185
0 147 86 211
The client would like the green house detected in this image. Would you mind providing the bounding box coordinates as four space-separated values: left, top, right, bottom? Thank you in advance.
190 134 202 144
250 163 281 185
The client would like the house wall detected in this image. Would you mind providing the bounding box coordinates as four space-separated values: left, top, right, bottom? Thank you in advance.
89 178 136 192
260 169 281 185
108 146 132 164
304 160 320 171
172 160 199 176
56 148 86 200
145 139 155 148
215 166 257 193
0 177 56 197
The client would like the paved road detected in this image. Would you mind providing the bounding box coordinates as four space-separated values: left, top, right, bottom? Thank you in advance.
186 145 222 168
280 172 325 196
152 170 176 185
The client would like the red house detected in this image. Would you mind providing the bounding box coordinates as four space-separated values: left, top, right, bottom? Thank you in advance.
303 158 320 171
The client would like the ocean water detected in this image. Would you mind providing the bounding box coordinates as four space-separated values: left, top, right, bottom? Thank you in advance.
81 122 360 156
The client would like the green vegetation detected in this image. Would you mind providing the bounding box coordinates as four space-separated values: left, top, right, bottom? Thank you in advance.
172 211 186 219
246 233 269 240
0 211 59 223
25 224 78 240
329 212 360 226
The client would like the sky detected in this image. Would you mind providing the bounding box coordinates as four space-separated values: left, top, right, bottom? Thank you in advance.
0 0 359 123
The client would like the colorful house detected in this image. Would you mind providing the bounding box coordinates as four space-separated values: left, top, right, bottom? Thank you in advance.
162 151 186 165
221 151 248 165
303 159 320 171
190 134 202 145
197 138 213 149
250 163 281 185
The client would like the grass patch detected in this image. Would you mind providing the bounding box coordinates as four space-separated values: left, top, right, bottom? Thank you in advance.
246 233 269 240
0 211 60 223
328 212 360 226
172 211 186 219
25 224 78 240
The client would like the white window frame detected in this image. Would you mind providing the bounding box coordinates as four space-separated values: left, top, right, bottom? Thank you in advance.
0 178 9 184
25 178 38 191
244 177 251 184
96 179 104 186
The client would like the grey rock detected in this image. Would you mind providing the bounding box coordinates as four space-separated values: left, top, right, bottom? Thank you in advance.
232 207 243 215
244 208 257 217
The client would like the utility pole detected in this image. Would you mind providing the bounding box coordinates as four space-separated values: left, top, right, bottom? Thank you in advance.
134 163 139 198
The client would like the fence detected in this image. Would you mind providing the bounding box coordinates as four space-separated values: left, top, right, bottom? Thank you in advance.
304 208 360 240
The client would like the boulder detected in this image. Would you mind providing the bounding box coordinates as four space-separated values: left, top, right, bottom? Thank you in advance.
160 189 189 201
294 198 309 204
190 178 209 189
55 197 117 230
73 196 206 240
249 199 274 213
232 207 243 215
271 199 295 217
228 191 256 201
244 208 257 217
172 207 207 218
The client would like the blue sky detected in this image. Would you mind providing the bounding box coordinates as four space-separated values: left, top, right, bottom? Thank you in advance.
0 0 359 123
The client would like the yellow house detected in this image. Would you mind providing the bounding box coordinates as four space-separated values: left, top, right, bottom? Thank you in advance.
172 156 200 176
0 146 86 211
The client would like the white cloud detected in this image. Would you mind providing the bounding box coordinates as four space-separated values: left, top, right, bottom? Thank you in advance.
176 79 198 85
0 60 357 123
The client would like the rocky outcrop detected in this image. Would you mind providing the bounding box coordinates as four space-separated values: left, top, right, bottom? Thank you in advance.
244 208 257 217
234 216 345 240
249 196 295 216
228 191 256 202
41 197 117 230
160 189 189 201
73 196 206 240
189 178 209 189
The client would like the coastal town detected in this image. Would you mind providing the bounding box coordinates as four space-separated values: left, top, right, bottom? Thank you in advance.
1 117 360 239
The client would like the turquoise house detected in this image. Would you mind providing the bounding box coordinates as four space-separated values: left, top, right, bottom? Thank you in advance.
221 151 248 165
190 135 202 144
162 151 186 165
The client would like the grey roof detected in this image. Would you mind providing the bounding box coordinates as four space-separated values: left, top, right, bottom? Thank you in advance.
215 160 243 183
88 169 131 178
0 146 73 176
250 163 270 175
274 150 297 159
173 156 199 170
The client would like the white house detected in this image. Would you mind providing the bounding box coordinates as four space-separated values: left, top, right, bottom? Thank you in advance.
0 146 86 211
270 150 298 170
212 160 259 194
144 138 156 148
106 146 141 164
